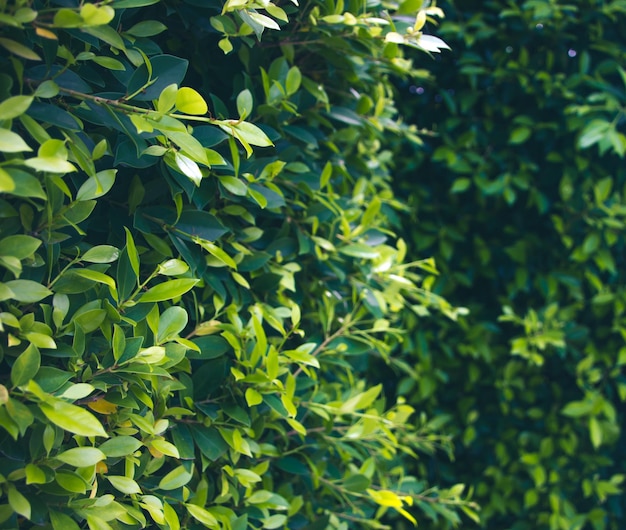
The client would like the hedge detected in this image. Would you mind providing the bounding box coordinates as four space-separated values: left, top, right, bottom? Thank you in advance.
394 1 626 528
0 1 477 529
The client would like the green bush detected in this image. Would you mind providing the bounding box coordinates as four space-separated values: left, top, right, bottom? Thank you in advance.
395 1 626 528
0 1 476 528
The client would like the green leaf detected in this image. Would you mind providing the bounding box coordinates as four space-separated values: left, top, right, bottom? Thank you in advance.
0 37 41 60
589 416 602 448
174 152 202 185
99 436 143 457
50 511 81 530
236 89 253 120
561 400 593 417
76 170 117 201
229 121 274 147
82 245 120 263
123 227 140 280
157 306 188 343
107 475 142 494
40 400 108 437
125 20 167 37
149 437 180 458
263 514 287 529
509 126 531 144
286 66 302 95
11 344 41 387
80 4 115 26
0 95 33 120
0 235 41 260
0 128 32 152
139 279 199 302
0 167 15 192
579 119 611 149
157 259 189 276
176 87 208 115
56 447 106 467
158 465 193 490
158 83 178 114
24 157 77 173
2 279 52 302
343 474 371 493
193 238 237 268
219 176 248 196
186 504 218 528
8 485 30 520
245 388 263 406
4 168 45 198
25 464 47 484
339 243 379 259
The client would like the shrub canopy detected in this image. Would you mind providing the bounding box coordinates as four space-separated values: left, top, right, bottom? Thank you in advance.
394 1 626 528
0 1 474 529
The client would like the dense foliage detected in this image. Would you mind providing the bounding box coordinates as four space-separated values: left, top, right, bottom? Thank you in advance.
0 0 477 529
395 0 626 528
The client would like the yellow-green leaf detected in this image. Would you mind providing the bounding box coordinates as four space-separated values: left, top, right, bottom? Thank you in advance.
40 400 108 438
175 87 208 115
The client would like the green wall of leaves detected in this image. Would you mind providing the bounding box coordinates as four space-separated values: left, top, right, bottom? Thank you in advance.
394 1 626 529
0 1 476 529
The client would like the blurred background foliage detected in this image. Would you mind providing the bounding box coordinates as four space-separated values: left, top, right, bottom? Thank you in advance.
391 0 626 529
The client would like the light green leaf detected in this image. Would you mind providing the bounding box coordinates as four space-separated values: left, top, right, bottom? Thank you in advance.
509 126 531 144
0 167 15 192
236 89 253 120
157 306 188 344
82 245 120 263
107 475 142 494
99 436 143 458
0 128 32 152
219 176 247 196
561 400 593 417
158 83 178 113
175 87 208 115
25 463 47 484
158 465 192 490
339 243 379 259
125 20 167 37
149 437 180 458
56 447 106 467
8 485 30 520
80 4 115 26
40 400 108 437
3 280 51 302
92 56 126 70
286 67 302 95
0 235 41 260
24 157 76 173
0 37 41 60
229 121 274 147
11 344 40 387
139 279 199 302
76 170 117 201
185 504 219 528
263 514 287 529
0 95 33 120
193 238 237 269
157 259 189 276
245 388 263 406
